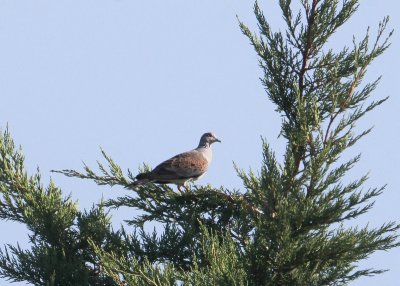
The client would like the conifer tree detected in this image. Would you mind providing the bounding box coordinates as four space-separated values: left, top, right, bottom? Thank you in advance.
0 0 398 285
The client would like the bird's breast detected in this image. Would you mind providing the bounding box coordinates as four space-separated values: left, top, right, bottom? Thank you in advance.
198 147 212 163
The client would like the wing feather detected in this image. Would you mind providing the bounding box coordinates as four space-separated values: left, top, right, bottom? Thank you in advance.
152 150 208 180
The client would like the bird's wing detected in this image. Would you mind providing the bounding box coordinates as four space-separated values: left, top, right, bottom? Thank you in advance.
151 150 208 180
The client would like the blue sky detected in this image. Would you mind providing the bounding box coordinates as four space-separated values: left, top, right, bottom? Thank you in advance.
1 1 399 285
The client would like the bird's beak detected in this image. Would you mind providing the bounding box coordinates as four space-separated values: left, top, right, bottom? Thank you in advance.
215 138 221 143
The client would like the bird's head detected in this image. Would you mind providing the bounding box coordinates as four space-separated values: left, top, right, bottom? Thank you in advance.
198 132 221 148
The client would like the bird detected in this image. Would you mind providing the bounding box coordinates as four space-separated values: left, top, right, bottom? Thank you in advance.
132 132 221 192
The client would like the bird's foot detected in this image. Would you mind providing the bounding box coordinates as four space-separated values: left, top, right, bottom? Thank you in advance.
177 185 189 193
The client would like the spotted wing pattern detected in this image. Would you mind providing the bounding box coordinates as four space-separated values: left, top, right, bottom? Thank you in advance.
150 150 208 182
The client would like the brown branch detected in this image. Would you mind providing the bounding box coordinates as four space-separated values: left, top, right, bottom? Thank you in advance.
293 0 320 176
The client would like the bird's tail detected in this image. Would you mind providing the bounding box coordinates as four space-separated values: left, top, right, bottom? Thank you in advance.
126 172 152 189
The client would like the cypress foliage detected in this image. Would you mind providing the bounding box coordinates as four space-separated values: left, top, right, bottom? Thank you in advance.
0 1 398 285
0 128 120 285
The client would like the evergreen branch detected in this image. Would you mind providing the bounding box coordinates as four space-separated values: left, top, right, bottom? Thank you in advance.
298 0 318 92
1 1 396 285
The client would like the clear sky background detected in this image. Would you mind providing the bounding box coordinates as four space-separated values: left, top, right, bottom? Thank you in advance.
0 1 399 285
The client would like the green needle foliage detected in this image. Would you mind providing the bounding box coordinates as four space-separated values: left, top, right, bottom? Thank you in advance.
0 1 399 285
0 128 122 285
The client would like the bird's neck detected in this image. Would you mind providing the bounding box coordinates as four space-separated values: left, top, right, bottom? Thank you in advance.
197 142 210 148
197 144 212 162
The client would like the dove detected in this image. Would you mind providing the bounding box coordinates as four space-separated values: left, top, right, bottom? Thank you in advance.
133 132 220 192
